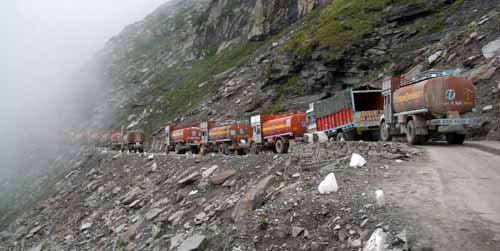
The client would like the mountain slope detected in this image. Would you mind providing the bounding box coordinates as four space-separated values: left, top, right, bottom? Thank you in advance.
92 0 499 140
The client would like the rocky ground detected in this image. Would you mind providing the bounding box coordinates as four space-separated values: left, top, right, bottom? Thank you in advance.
0 142 423 251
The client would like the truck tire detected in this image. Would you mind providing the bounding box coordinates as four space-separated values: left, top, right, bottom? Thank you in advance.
175 144 183 154
336 132 346 142
446 133 465 145
250 142 259 154
380 121 392 142
218 144 227 155
406 120 425 145
275 138 285 154
191 146 200 154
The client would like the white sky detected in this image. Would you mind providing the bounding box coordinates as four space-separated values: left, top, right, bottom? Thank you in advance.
0 0 169 170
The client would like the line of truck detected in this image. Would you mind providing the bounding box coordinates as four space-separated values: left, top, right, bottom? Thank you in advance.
120 69 480 154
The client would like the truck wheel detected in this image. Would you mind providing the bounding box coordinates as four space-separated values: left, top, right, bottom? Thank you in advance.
336 132 346 142
191 146 200 154
406 120 425 145
250 142 259 154
175 144 182 154
380 121 392 142
218 144 227 155
446 133 465 145
275 138 285 154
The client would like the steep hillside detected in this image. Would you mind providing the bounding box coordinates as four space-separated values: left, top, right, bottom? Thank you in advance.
92 0 327 133
92 0 500 140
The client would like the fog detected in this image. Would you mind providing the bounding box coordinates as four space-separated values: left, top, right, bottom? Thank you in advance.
0 0 168 214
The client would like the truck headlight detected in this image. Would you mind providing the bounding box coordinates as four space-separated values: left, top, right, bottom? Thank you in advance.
240 139 246 144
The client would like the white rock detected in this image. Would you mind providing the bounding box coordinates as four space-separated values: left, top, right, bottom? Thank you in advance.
375 190 385 207
483 105 494 111
428 51 442 64
313 132 329 143
202 165 218 179
147 154 154 160
363 228 386 251
151 162 158 172
349 153 367 168
80 222 92 231
482 39 500 59
318 173 339 194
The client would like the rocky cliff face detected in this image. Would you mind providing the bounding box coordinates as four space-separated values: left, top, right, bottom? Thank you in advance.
92 0 499 139
90 0 327 132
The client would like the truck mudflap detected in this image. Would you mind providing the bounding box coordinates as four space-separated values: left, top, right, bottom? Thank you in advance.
426 117 480 126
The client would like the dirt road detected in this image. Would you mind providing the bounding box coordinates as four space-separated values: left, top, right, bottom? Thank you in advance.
385 141 500 251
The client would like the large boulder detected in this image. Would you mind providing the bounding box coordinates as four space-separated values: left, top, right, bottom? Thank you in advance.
177 234 207 251
482 39 500 59
232 175 276 222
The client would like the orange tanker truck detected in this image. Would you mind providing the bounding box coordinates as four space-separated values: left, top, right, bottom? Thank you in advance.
199 121 253 155
111 130 127 150
165 124 201 154
380 70 479 145
250 112 307 154
124 130 146 153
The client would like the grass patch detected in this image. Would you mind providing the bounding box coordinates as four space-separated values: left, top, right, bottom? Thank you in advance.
280 0 437 60
135 41 267 134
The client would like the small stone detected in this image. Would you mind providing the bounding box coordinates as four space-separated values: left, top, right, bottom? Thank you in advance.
80 222 92 231
210 169 237 185
292 172 301 178
292 227 304 238
168 210 186 225
129 199 141 208
334 224 341 230
349 238 362 248
145 208 163 221
178 172 200 187
482 39 500 59
483 105 494 112
177 234 207 251
151 162 158 172
112 186 122 194
428 51 442 64
152 224 161 239
360 218 369 228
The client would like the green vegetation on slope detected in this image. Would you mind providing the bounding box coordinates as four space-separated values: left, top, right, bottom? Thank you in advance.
280 0 428 60
140 41 266 134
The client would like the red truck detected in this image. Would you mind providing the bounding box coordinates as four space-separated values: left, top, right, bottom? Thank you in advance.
199 121 253 155
250 112 307 154
165 124 201 154
111 131 127 150
311 85 384 141
125 130 146 153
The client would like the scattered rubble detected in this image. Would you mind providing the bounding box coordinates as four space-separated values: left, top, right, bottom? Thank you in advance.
0 141 423 250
